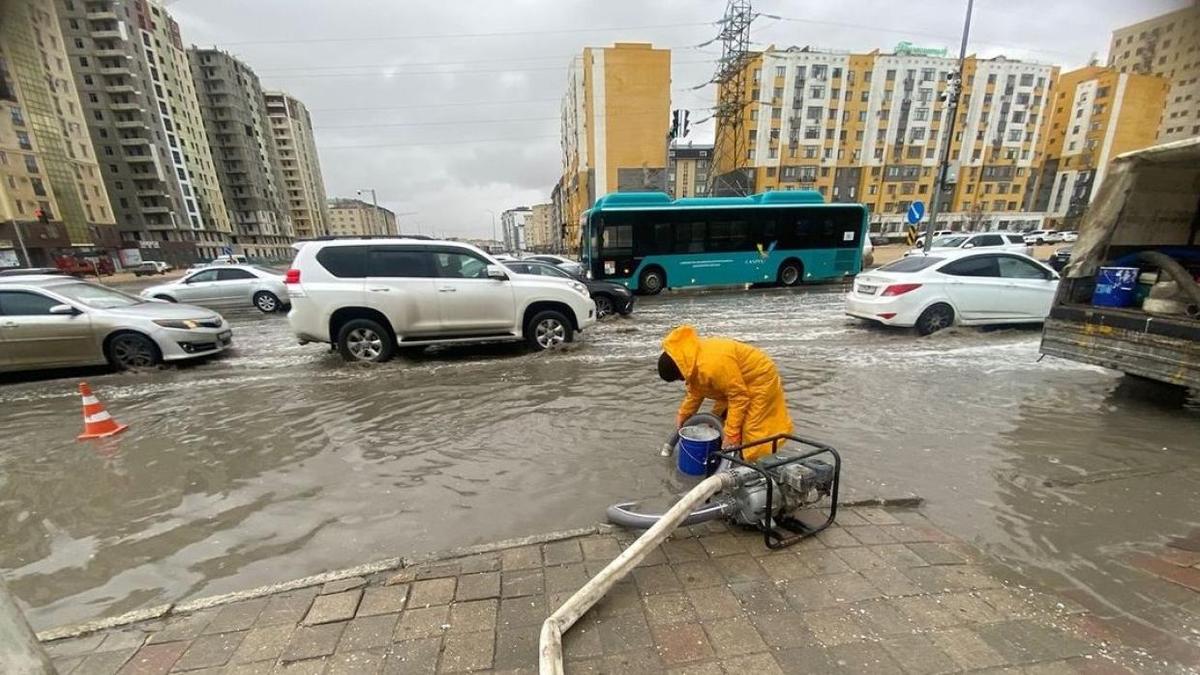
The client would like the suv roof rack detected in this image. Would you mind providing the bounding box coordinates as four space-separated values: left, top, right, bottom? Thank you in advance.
301 234 435 242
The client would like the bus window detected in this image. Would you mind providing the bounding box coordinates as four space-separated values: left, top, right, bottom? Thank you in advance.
675 221 706 253
601 223 633 255
635 220 672 256
708 219 750 252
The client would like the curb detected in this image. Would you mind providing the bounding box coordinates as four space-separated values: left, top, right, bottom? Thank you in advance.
36 499 920 642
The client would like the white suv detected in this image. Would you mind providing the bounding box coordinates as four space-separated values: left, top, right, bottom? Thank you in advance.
285 238 596 362
906 232 1031 257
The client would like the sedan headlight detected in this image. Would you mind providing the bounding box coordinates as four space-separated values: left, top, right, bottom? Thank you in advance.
570 281 589 296
153 318 209 329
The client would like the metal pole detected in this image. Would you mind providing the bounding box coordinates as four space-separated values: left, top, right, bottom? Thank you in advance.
486 210 497 252
923 0 974 253
665 132 672 197
0 579 55 674
11 219 30 267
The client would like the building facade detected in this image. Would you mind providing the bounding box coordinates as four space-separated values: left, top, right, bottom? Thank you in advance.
559 43 671 251
667 143 713 197
1108 2 1200 143
713 45 1059 234
526 202 554 252
265 91 329 240
190 48 293 261
0 0 118 268
327 197 395 237
1032 67 1168 227
501 206 531 252
57 0 233 266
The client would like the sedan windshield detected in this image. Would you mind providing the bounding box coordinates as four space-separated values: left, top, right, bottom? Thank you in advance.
879 256 945 273
50 281 144 309
931 236 968 247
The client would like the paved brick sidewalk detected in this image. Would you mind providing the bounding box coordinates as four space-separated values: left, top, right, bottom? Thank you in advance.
42 507 1154 674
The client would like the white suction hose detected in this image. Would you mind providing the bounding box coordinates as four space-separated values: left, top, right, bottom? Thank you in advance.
538 470 741 674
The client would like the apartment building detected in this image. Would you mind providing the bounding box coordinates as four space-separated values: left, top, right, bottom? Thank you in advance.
57 0 233 265
559 42 671 249
0 0 118 267
501 206 531 252
265 91 329 239
327 197 395 237
1032 67 1168 227
526 202 555 252
1108 1 1200 143
667 143 713 197
714 45 1058 233
190 48 293 261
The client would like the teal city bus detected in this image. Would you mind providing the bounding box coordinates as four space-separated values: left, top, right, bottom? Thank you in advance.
579 190 869 294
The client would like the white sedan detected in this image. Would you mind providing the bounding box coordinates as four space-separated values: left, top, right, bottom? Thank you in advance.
846 250 1060 335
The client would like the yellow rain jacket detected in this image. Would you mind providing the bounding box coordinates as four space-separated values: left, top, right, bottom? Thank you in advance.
663 325 793 462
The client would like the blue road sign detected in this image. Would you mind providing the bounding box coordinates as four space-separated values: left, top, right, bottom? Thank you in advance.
907 201 926 225
221 246 233 255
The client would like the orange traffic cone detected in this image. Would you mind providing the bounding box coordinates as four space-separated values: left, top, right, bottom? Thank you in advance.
77 382 128 440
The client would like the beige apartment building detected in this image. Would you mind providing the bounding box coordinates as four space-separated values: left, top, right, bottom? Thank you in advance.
667 143 713 197
327 198 395 237
559 43 671 251
714 45 1059 234
266 91 330 240
57 0 233 266
1108 1 1200 143
526 202 555 252
0 0 118 267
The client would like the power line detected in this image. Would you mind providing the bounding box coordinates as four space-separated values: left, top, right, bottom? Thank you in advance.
265 59 715 80
307 97 561 113
318 134 560 150
256 48 722 74
223 21 716 47
321 116 558 130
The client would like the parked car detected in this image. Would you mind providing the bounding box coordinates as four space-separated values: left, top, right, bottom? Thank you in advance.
906 232 1030 257
132 261 172 277
1060 231 1078 242
913 230 955 248
1023 229 1057 245
1043 231 1066 244
140 264 288 313
0 267 66 277
211 254 249 265
524 254 584 278
846 250 1060 335
1047 246 1073 272
0 275 231 372
285 238 597 363
503 259 634 318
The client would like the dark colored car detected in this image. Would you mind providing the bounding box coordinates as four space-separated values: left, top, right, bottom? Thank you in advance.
504 260 634 318
1047 246 1072 272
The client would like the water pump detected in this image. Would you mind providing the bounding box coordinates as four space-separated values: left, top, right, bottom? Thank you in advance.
608 414 841 549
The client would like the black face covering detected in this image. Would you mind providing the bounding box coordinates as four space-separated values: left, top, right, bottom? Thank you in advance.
658 351 683 382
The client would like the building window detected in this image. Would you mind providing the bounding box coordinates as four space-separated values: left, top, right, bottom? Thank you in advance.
774 66 786 77
812 64 827 80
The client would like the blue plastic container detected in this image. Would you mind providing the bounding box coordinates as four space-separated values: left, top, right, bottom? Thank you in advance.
677 425 721 476
1092 266 1140 307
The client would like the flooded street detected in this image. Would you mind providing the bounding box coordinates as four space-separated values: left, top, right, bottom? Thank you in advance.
1 284 1198 656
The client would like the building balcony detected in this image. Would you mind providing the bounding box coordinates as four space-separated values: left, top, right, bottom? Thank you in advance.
119 136 150 146
136 189 163 198
115 119 147 130
140 205 171 215
90 29 124 40
125 153 156 163
110 101 142 112
105 84 139 95
86 10 120 20
95 48 128 58
98 65 132 76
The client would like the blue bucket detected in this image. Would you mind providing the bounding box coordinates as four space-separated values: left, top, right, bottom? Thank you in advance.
677 425 721 476
1092 266 1139 308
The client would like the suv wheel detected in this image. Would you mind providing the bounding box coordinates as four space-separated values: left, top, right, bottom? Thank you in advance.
526 310 573 351
337 319 394 363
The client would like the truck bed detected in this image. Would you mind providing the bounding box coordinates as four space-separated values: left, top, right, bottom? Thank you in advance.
1040 304 1200 388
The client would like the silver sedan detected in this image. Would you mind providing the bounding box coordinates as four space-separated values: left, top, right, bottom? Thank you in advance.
0 276 231 373
141 264 288 313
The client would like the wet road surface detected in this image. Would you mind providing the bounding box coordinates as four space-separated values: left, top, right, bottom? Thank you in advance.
1 285 1197 657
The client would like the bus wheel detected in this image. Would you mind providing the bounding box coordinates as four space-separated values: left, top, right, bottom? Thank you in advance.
639 267 665 295
777 260 803 287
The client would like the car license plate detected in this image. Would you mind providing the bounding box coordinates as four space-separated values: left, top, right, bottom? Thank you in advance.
218 330 232 343
857 284 877 295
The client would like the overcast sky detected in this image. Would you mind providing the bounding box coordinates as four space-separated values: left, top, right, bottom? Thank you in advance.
171 0 1184 240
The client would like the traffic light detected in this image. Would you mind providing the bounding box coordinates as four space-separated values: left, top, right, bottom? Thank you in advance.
669 109 692 140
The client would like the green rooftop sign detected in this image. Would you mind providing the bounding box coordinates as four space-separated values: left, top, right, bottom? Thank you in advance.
895 41 949 57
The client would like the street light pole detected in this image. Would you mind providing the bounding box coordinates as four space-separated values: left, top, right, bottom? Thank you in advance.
485 210 497 252
357 189 387 235
923 0 975 253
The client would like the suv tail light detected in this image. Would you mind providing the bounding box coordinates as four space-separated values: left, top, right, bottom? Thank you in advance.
882 283 922 296
284 269 300 284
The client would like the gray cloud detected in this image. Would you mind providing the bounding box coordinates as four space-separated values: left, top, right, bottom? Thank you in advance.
171 0 1183 239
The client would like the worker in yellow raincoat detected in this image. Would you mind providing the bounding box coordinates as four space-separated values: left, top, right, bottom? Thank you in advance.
658 325 794 462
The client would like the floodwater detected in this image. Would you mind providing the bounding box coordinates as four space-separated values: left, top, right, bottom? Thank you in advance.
1 284 1198 657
